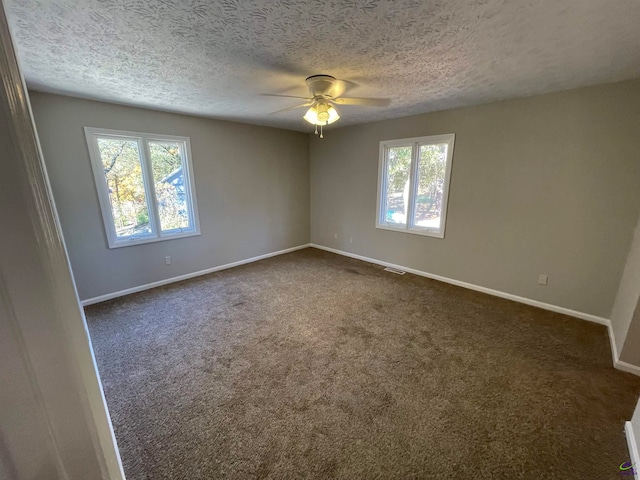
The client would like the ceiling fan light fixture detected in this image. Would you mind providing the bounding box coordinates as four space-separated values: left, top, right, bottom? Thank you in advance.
268 74 390 137
303 102 340 126
303 106 318 125
325 105 340 124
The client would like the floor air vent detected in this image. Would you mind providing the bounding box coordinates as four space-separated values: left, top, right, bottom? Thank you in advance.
384 267 406 275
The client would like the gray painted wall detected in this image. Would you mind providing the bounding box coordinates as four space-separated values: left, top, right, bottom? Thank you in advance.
310 80 640 318
630 398 640 464
612 215 640 361
621 304 640 365
30 92 310 301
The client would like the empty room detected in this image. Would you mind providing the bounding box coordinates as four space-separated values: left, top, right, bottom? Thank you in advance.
3 0 640 479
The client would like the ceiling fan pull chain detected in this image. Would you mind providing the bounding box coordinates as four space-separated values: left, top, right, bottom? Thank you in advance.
314 124 318 135
320 124 323 139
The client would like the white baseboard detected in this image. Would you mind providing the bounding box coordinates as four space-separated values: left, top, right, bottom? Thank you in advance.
81 241 640 376
81 244 310 306
310 243 607 324
618 360 640 377
309 243 640 376
608 323 640 376
626 421 640 480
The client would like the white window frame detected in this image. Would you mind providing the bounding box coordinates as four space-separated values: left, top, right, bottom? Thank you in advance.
376 133 455 239
84 127 201 249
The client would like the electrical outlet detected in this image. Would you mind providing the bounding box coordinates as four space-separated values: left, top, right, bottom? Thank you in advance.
165 256 171 265
349 237 354 244
334 232 338 240
538 274 548 286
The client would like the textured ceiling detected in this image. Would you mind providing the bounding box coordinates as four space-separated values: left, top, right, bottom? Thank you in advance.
6 0 640 131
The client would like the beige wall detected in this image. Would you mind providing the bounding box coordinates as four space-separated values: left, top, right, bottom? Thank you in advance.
622 304 640 365
310 80 640 318
629 398 640 463
612 214 640 361
30 92 310 301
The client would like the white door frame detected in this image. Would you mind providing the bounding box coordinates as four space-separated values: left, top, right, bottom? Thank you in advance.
0 1 125 478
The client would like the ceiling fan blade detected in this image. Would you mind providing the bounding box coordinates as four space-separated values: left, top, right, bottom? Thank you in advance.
269 103 312 115
261 94 312 101
329 79 357 99
334 97 391 107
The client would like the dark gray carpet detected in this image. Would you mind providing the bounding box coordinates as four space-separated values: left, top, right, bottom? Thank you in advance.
85 248 640 479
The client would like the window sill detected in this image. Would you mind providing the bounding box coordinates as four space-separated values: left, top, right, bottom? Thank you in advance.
375 223 445 239
107 230 201 249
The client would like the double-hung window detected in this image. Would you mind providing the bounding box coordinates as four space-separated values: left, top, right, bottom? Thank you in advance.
85 127 200 248
377 134 455 238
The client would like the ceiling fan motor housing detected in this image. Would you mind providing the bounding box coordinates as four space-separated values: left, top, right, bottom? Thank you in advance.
305 75 337 98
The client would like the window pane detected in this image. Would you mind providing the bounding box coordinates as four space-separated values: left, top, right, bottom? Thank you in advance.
384 146 412 226
414 143 448 229
97 138 152 238
148 141 191 232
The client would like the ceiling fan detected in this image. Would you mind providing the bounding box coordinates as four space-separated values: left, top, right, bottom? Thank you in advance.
266 75 391 138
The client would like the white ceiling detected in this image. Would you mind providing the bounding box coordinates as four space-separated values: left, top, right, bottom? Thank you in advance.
6 0 640 131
